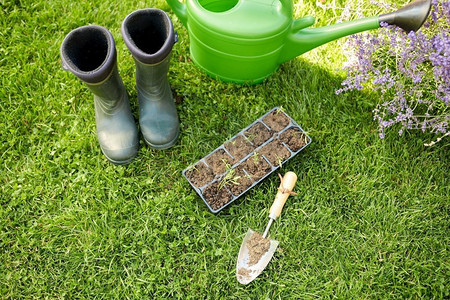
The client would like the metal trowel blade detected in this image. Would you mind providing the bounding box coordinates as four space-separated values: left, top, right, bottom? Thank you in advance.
236 228 279 285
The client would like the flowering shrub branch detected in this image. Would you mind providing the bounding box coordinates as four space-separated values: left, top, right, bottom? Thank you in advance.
337 0 449 144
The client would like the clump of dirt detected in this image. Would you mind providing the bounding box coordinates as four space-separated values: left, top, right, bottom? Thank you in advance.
226 167 254 197
241 154 272 181
247 231 271 266
184 162 214 188
244 122 272 148
262 110 290 132
259 139 291 167
237 267 251 277
224 135 254 161
202 182 233 210
205 148 234 175
279 127 308 152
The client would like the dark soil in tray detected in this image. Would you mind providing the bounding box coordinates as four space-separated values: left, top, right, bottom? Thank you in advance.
184 161 214 188
244 122 272 148
262 109 290 132
227 167 254 197
183 107 311 213
224 135 254 161
259 139 291 167
202 182 233 211
279 127 308 152
205 148 234 174
241 154 272 181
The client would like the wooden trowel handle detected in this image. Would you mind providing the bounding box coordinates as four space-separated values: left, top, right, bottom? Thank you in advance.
269 172 298 220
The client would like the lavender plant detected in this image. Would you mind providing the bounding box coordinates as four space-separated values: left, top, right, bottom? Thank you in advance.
337 0 449 144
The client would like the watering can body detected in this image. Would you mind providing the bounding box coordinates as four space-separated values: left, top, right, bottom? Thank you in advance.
169 0 295 84
166 0 431 84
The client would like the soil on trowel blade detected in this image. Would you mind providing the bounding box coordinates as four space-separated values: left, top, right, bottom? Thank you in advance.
237 267 251 277
247 231 271 266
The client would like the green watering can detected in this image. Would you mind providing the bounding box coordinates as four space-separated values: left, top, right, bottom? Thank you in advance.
166 0 431 84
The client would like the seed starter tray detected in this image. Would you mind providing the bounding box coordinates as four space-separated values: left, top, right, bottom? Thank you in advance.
182 107 311 213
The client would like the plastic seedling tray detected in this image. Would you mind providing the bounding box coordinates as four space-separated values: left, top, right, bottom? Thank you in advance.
182 107 311 213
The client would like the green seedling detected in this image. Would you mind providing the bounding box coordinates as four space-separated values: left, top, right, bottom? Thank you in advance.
276 155 284 168
220 158 231 166
252 152 260 166
291 130 308 145
275 106 285 114
186 164 199 174
301 132 309 145
244 133 256 143
218 164 241 190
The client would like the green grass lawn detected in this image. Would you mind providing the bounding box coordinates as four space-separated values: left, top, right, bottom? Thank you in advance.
1 0 448 298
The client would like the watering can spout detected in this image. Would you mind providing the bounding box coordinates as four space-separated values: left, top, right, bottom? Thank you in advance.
379 0 432 32
166 0 187 26
279 16 380 64
279 0 431 64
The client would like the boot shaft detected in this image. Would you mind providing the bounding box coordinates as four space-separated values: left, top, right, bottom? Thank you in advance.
122 8 177 101
86 65 127 114
121 8 177 65
121 8 180 149
134 54 171 100
61 25 127 113
60 25 117 84
60 25 139 164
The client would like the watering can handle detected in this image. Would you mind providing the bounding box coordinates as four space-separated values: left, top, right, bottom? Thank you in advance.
291 16 316 32
166 0 187 26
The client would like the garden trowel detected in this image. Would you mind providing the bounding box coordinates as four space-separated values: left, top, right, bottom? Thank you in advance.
236 171 298 284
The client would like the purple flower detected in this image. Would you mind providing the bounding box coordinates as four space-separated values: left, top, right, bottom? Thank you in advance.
338 0 450 143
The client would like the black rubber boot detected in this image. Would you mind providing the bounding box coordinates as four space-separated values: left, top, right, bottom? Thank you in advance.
61 25 139 165
121 9 180 149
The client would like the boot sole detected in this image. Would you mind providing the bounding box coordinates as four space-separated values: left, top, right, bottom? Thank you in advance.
101 146 139 165
105 156 136 165
143 129 180 150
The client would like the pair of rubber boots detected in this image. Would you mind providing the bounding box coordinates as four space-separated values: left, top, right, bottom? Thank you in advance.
60 9 179 165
